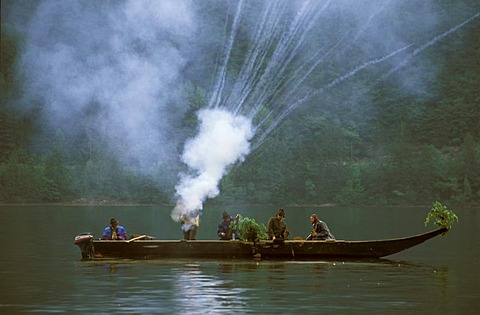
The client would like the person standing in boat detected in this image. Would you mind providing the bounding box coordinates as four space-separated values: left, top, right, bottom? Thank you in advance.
101 218 128 240
217 211 240 240
306 214 335 241
180 213 199 240
267 208 290 240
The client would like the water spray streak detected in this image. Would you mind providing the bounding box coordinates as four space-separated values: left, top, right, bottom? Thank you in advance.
231 1 287 114
253 31 349 133
376 11 480 85
257 10 480 148
351 0 390 44
173 2 479 223
246 1 321 113
323 44 413 90
207 0 245 109
248 5 330 119
263 31 350 120
253 43 413 147
237 1 329 123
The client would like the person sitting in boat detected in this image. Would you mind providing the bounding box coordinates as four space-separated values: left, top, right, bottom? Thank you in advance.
101 218 128 240
267 208 290 240
306 214 335 241
217 211 240 240
180 213 199 240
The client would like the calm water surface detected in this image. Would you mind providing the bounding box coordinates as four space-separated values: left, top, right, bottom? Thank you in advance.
1 205 479 314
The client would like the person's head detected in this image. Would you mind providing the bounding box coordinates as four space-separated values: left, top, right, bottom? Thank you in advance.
310 214 318 223
110 218 119 227
222 211 231 221
276 208 285 220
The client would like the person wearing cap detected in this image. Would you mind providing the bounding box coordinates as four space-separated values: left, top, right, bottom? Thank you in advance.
267 208 290 240
217 211 240 240
306 214 335 241
101 218 128 240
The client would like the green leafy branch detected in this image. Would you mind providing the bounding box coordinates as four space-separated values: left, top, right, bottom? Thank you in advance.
230 216 268 243
424 201 459 232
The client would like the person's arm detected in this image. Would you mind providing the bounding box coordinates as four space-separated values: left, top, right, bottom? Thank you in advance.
217 223 225 238
101 227 110 240
267 218 274 239
282 224 290 239
117 226 127 240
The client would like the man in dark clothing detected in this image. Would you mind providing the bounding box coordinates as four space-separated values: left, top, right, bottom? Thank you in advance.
267 208 290 240
306 214 335 240
217 211 240 240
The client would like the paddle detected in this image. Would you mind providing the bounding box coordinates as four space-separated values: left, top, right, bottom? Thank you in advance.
126 235 147 243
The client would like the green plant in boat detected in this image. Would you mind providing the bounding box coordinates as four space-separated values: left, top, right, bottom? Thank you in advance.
424 201 459 232
230 216 267 243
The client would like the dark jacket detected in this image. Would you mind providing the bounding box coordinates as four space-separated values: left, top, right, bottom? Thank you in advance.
307 220 335 240
267 217 289 240
217 218 239 240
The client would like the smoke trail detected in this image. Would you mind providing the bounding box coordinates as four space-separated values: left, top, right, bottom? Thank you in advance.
346 10 480 102
376 11 480 84
253 43 412 148
253 9 480 151
323 44 413 90
171 108 253 221
207 0 245 109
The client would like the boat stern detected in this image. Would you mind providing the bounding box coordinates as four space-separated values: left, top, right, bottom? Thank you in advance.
74 233 95 259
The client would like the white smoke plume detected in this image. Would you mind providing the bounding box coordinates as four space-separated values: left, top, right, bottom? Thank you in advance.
171 108 253 221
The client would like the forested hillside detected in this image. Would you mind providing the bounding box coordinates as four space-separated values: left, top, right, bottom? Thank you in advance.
1 1 479 206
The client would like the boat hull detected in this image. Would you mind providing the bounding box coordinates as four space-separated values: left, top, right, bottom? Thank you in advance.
74 228 447 260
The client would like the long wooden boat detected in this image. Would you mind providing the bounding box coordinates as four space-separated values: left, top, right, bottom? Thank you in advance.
74 228 447 260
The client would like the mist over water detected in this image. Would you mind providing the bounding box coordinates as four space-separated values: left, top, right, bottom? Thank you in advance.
8 0 479 221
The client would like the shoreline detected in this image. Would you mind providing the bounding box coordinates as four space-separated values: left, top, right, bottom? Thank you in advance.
0 201 436 208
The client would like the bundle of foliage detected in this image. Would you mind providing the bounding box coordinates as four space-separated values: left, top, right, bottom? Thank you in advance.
424 201 459 232
231 216 267 243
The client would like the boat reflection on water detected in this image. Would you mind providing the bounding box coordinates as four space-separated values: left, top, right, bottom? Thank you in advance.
172 263 251 312
70 256 453 313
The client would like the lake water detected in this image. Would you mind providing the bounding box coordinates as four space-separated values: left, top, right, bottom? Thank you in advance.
1 205 479 314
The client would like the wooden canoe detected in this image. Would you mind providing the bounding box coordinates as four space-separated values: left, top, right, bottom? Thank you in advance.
74 228 447 260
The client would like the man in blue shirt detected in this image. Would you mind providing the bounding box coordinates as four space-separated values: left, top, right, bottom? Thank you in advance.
101 218 127 240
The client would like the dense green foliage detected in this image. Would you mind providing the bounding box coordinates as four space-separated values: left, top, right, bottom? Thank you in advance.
1 2 479 206
424 201 459 231
231 216 268 243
